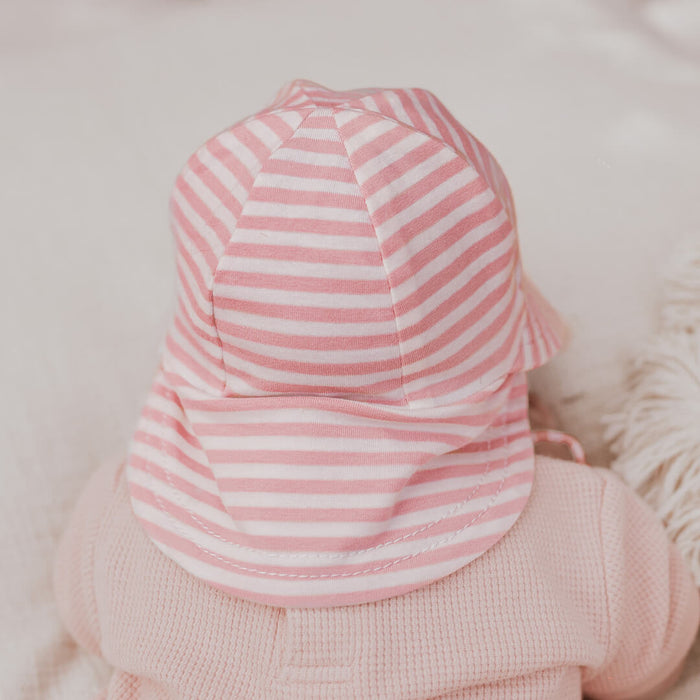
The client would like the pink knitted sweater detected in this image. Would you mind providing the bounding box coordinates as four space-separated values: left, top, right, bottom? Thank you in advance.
53 453 699 699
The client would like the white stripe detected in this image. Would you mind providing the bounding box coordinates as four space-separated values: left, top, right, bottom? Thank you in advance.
292 127 341 141
271 147 350 169
253 171 359 195
216 454 532 511
194 429 454 453
168 311 221 373
215 330 400 365
392 219 515 345
172 184 229 258
377 171 492 244
339 111 396 151
215 252 386 282
405 89 442 140
130 468 525 563
193 146 248 213
241 200 369 222
424 91 463 154
352 131 427 182
245 116 288 150
365 149 477 213
216 311 395 337
218 226 377 253
216 130 263 172
381 90 413 128
390 206 512 305
216 284 391 310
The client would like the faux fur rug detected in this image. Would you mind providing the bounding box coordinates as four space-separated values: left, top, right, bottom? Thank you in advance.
602 236 700 698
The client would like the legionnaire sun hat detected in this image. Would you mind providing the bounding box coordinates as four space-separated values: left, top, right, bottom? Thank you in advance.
125 78 568 608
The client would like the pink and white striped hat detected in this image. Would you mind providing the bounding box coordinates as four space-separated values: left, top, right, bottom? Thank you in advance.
125 79 567 608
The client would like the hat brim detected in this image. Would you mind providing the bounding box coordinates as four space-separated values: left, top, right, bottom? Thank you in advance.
125 367 537 608
518 271 569 372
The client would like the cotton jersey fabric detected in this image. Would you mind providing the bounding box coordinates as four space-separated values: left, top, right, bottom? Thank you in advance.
124 78 568 607
54 453 700 700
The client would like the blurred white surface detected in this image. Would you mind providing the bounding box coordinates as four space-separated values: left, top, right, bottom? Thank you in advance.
1 0 699 697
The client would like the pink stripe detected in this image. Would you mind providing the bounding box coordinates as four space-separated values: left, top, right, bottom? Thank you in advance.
404 293 522 402
382 176 491 261
211 246 512 363
164 334 223 391
178 386 503 425
192 418 464 447
352 123 420 170
213 317 397 353
361 139 444 198
406 443 531 486
262 156 356 183
212 245 512 359
219 241 382 267
174 176 232 249
140 405 200 450
216 446 529 495
130 479 526 558
235 215 374 236
398 251 514 358
205 138 255 191
398 89 431 134
171 309 221 367
333 110 382 140
213 473 521 524
214 294 394 324
217 360 405 396
282 137 346 155
190 152 244 220
220 339 403 378
175 176 231 248
214 268 385 295
131 434 211 479
413 90 457 154
403 273 518 382
207 447 434 467
392 221 512 318
340 121 407 166
257 111 300 143
371 156 472 227
248 186 366 209
131 456 220 507
171 197 221 272
235 121 271 166
173 232 213 308
387 197 503 286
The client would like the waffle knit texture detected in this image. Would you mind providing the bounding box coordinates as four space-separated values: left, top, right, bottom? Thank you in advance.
53 453 700 700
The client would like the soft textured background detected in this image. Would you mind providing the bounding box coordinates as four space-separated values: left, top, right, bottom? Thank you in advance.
1 0 699 697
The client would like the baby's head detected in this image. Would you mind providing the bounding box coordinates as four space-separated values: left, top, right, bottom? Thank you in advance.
126 79 567 607
164 78 566 402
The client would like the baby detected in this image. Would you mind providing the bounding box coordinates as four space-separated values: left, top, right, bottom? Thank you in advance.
54 79 699 699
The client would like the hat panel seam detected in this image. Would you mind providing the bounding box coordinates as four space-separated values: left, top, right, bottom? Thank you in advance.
331 108 410 408
207 107 319 396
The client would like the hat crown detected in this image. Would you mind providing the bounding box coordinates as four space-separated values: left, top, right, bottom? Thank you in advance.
164 80 534 408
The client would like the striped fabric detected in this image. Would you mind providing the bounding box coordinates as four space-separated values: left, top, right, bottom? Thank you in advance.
531 430 588 464
125 79 567 607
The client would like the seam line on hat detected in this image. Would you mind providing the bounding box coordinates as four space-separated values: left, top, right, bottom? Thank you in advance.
207 107 319 394
331 108 410 407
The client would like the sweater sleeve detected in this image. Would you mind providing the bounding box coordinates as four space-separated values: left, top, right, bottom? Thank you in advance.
582 467 700 700
52 457 124 657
